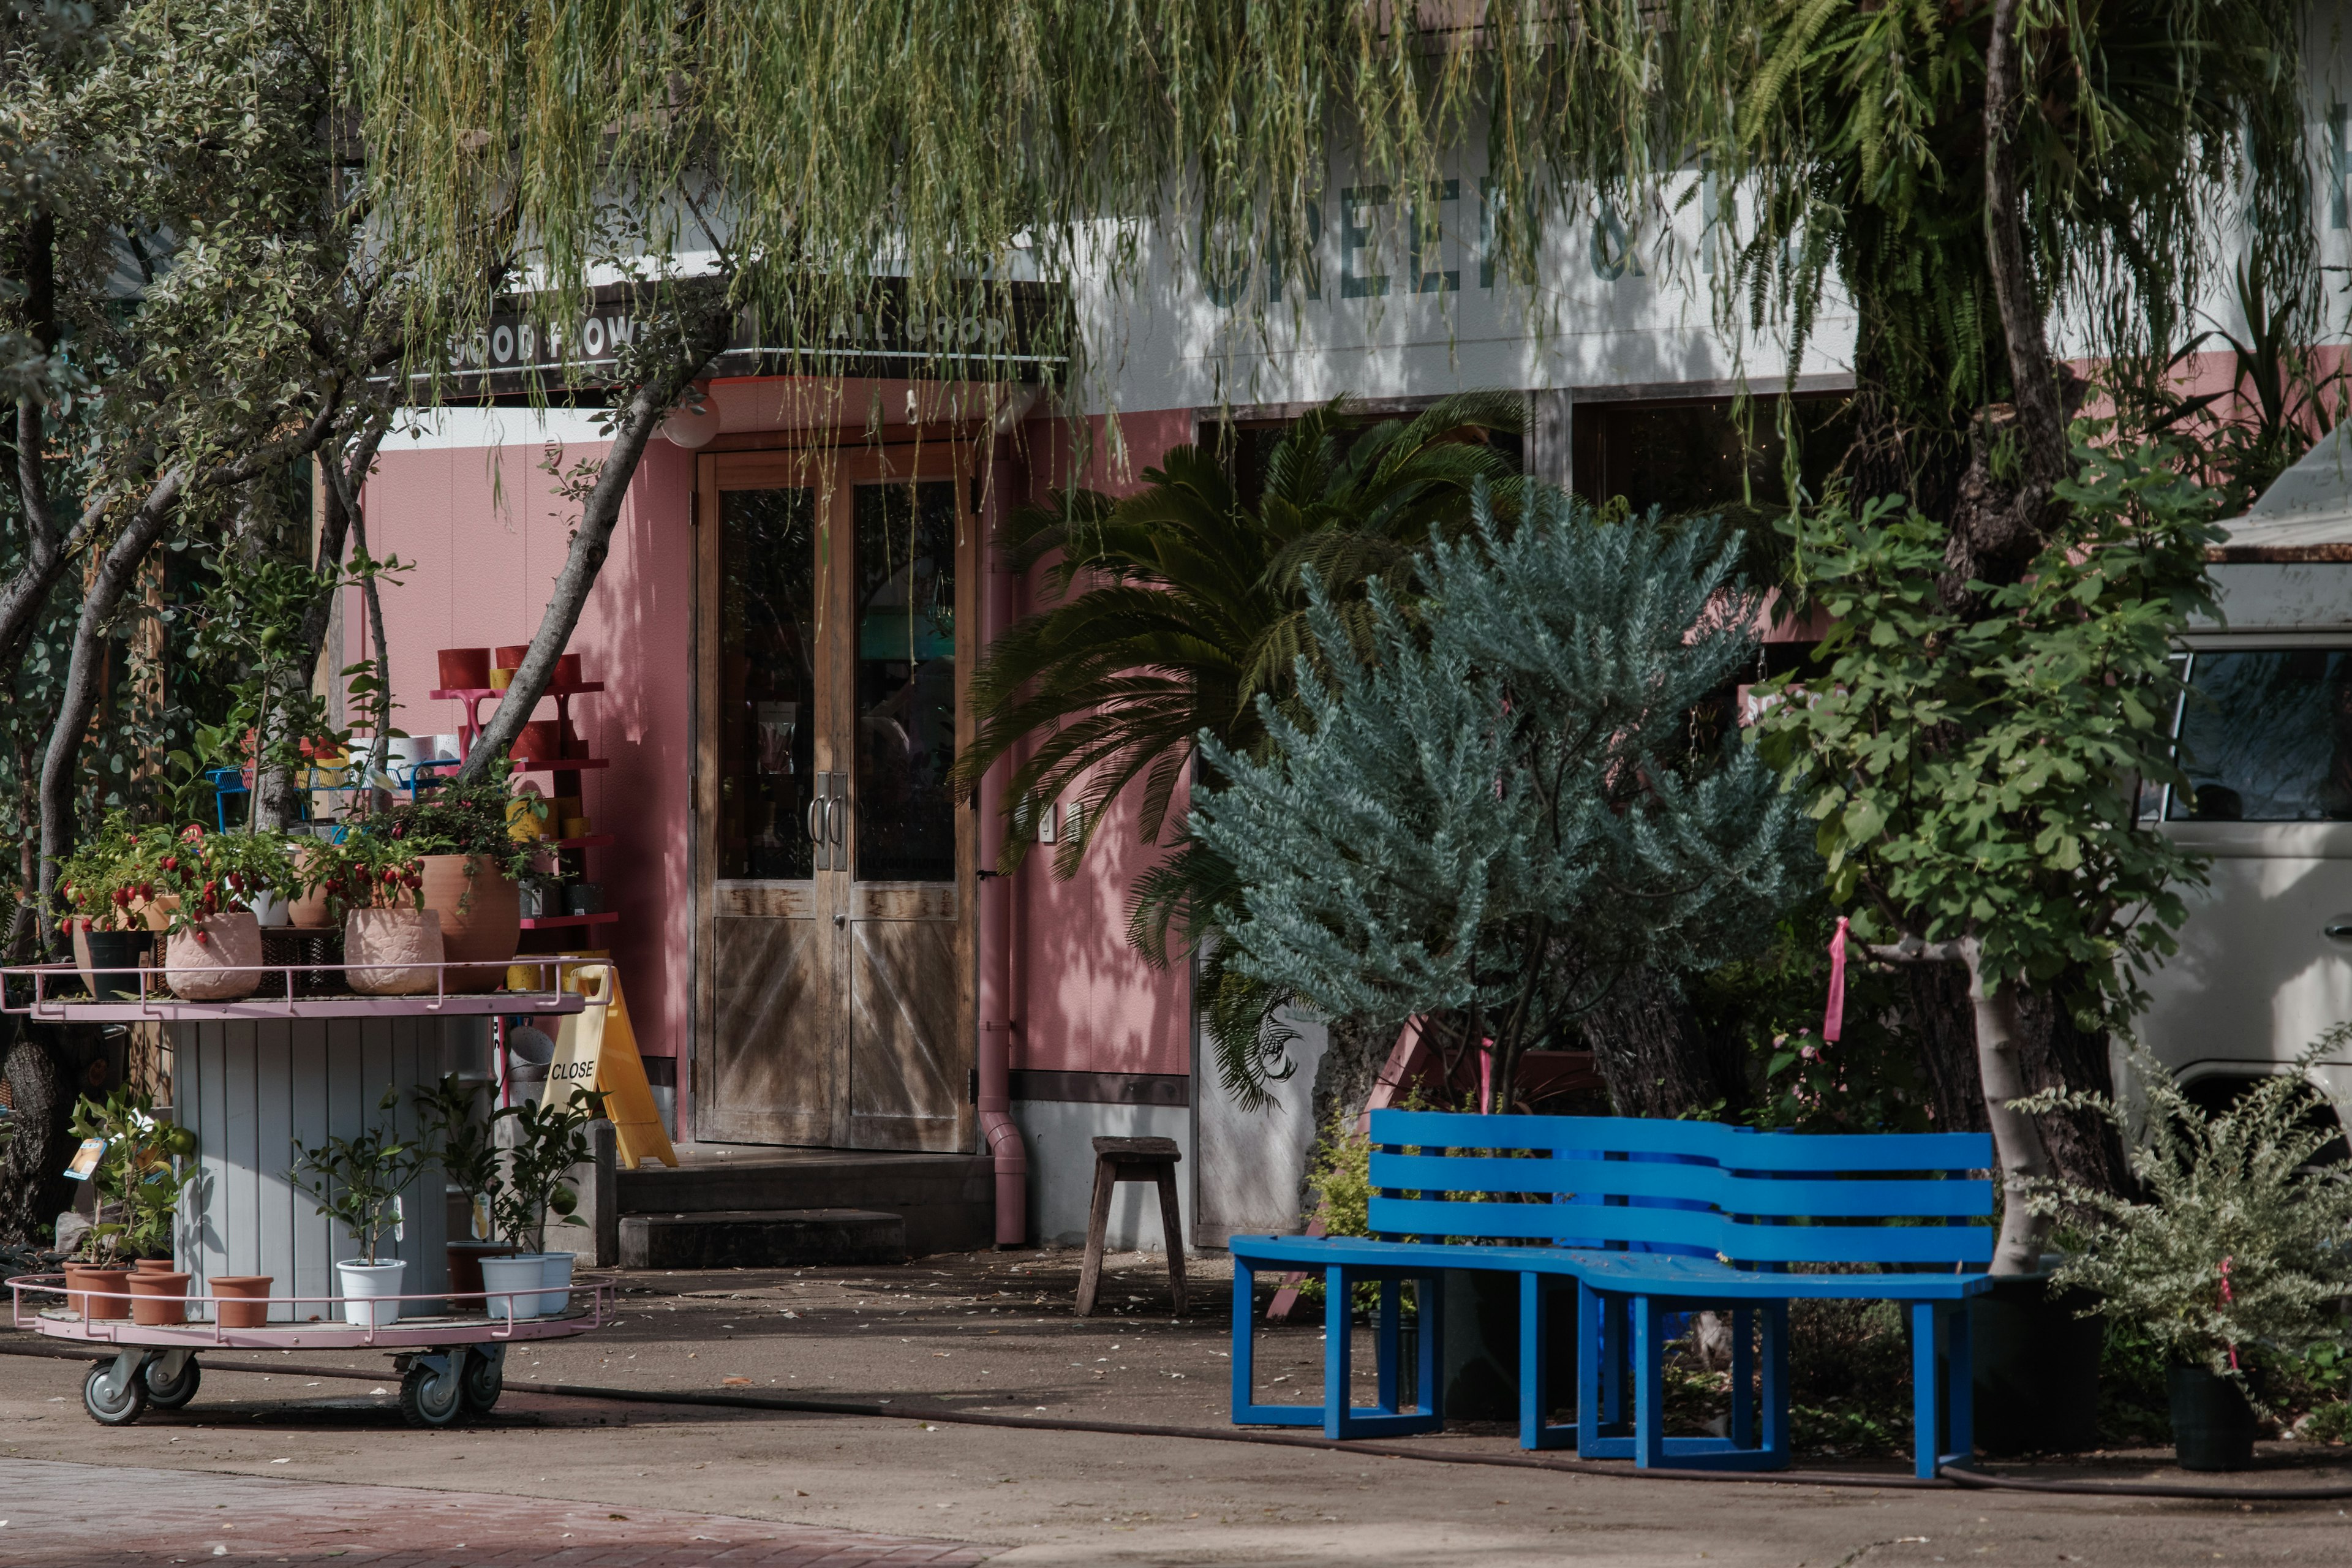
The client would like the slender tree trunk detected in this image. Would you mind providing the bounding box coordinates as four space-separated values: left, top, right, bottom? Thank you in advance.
36 470 186 947
1961 939 2052 1275
0 1018 76 1249
2015 982 2133 1198
1905 960 1989 1134
456 306 737 779
1578 965 1748 1120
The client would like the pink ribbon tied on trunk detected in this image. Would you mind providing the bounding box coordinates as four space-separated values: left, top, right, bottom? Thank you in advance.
1822 916 1850 1043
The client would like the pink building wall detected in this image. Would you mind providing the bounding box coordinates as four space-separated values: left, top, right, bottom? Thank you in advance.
355 390 1198 1133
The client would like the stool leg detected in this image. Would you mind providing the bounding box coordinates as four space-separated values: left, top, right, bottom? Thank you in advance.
1074 1158 1117 1317
1153 1162 1187 1316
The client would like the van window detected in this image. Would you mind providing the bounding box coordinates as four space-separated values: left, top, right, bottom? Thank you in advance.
2170 649 2352 820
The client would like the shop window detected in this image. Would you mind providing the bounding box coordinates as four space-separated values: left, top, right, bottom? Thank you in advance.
1570 393 1850 519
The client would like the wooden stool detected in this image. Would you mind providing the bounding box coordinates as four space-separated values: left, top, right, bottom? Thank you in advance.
1075 1136 1187 1317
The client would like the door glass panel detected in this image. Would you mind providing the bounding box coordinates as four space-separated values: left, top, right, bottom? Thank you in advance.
2169 647 2352 821
718 488 820 877
853 480 957 881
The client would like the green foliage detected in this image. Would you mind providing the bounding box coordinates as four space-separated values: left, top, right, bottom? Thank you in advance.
55 816 165 933
290 1086 424 1264
1303 1114 1373 1241
1754 435 2222 1008
311 832 428 917
2018 1047 2352 1376
1191 481 1807 1107
375 758 535 887
413 1072 500 1232
66 1087 198 1262
489 1088 608 1254
57 816 304 934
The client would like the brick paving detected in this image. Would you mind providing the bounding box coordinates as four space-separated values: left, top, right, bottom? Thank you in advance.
0 1458 992 1567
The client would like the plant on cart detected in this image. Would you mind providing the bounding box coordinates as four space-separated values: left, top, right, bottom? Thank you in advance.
312 831 428 922
2016 1043 2352 1461
55 816 165 932
416 1072 500 1239
66 1088 198 1263
377 756 535 910
290 1086 425 1264
141 824 301 937
489 1087 608 1254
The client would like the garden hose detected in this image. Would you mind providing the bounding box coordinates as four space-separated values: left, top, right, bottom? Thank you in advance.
7 1341 2349 1499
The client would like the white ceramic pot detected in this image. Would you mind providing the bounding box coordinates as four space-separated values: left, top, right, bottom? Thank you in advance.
336 1258 409 1329
163 912 263 1000
537 1250 578 1317
247 888 291 928
480 1254 548 1321
344 907 445 995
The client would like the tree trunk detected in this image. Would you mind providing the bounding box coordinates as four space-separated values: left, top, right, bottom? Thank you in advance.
1904 960 1989 1134
458 306 737 780
1578 965 1749 1120
1962 941 2054 1275
0 1019 77 1249
1298 1014 1387 1217
2015 983 2133 1198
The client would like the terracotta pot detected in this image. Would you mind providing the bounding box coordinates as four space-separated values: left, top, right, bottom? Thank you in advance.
164 912 263 1001
127 1270 192 1326
494 644 531 669
437 647 492 689
137 892 182 933
285 841 334 927
420 855 519 992
446 1240 519 1302
344 906 445 995
554 652 584 688
66 1265 132 1321
208 1275 274 1329
513 720 563 762
131 1258 178 1274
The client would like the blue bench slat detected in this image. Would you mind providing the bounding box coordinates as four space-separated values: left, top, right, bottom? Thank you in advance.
1369 1109 1728 1155
1370 1197 1727 1249
1370 1153 1992 1218
1570 1251 1995 1302
1715 1130 1992 1173
1715 1173 1992 1218
1717 1218 1994 1266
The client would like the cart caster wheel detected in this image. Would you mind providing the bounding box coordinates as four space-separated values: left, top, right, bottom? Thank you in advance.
459 1347 503 1415
399 1359 465 1428
143 1352 202 1410
85 1359 150 1427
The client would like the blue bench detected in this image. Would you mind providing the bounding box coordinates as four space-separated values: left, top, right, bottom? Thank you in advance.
1229 1111 1996 1477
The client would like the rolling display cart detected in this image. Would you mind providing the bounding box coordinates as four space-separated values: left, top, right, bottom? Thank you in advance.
3 956 619 1428
8 1274 616 1428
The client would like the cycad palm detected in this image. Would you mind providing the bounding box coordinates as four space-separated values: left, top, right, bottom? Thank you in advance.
955 392 1520 920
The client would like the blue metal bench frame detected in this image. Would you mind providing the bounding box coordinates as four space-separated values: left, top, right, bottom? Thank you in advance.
1229 1111 1995 1477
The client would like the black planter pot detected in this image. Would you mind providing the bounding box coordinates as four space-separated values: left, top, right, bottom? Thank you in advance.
1970 1270 2103 1454
80 928 154 1001
1436 1270 1580 1424
2168 1364 2258 1471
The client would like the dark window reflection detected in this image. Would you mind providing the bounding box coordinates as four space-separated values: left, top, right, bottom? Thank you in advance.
719 488 818 878
2171 649 2352 821
854 481 957 881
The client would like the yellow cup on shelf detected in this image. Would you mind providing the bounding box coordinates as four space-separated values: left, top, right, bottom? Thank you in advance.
488 667 516 690
507 796 551 840
562 816 592 840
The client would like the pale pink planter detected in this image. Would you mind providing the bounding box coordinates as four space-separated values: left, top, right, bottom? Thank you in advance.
344 907 445 995
164 912 263 1000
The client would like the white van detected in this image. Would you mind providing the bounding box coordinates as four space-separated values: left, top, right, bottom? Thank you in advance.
2137 429 2352 1128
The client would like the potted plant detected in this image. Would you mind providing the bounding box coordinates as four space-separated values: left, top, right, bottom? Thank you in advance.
290 1087 426 1327
318 833 444 995
61 1088 198 1320
382 761 533 992
56 816 159 1000
415 1072 514 1300
483 1087 607 1319
145 824 298 1001
2021 1046 2352 1471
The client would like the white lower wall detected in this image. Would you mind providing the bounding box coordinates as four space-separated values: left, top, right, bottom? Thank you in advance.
1010 1099 1194 1252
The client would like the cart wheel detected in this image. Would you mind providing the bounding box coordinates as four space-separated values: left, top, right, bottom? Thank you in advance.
143 1352 202 1410
398 1357 466 1428
85 1359 150 1427
459 1346 503 1414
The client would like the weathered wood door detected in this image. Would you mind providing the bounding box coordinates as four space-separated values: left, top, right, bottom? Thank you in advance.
695 446 975 1152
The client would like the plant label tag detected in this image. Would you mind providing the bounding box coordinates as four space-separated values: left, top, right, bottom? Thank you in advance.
391 1194 404 1243
63 1138 106 1181
470 1194 491 1242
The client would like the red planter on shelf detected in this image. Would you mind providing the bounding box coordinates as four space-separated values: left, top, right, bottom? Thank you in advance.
437 647 491 689
512 720 564 762
494 644 530 669
553 652 584 687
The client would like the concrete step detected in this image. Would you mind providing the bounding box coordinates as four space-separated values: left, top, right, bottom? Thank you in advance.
619 1207 908 1270
618 1148 993 1259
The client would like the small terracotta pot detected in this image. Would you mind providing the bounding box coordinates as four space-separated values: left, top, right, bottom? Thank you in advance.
420 855 519 992
494 644 532 669
208 1275 275 1329
344 906 445 995
513 720 564 761
164 912 263 1001
437 647 492 689
66 1265 133 1321
128 1270 192 1326
446 1240 519 1302
131 1258 178 1275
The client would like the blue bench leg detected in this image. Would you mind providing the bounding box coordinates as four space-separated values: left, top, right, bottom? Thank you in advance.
1229 1256 1320 1427
1910 1300 1980 1479
1517 1273 1575 1450
1761 1300 1790 1464
1632 1294 1665 1469
1323 1265 1352 1439
1376 1276 1401 1414
1730 1307 1755 1450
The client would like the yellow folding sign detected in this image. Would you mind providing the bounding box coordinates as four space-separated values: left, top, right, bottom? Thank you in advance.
537 960 679 1170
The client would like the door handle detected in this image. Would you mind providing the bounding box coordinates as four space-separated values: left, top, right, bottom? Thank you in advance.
806 797 826 843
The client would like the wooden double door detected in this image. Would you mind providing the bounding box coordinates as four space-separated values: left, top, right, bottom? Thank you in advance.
693 445 976 1152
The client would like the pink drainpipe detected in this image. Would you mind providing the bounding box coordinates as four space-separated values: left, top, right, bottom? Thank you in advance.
976 395 1034 1246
